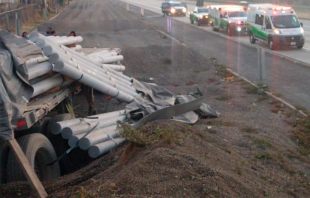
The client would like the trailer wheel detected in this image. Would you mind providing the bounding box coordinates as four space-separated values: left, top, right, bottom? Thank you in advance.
0 141 10 183
249 32 256 44
227 25 233 36
6 134 60 182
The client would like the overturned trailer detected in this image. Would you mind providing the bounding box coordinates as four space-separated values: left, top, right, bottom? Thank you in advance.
0 30 219 188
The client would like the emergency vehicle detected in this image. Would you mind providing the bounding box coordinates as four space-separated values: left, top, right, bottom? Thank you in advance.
247 4 305 50
209 5 247 36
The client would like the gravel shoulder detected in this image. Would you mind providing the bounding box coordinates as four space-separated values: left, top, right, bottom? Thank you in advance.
1 0 310 197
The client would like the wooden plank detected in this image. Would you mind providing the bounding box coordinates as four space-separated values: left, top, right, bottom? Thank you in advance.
8 138 48 198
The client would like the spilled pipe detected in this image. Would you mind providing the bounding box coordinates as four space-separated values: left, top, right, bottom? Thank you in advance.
88 137 126 158
50 110 126 134
61 114 126 139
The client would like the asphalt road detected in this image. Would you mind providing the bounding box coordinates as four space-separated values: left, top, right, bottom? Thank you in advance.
38 0 310 111
120 0 310 111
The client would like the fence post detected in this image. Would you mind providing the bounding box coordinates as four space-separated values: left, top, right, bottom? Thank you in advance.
15 12 20 36
257 48 265 82
141 8 144 20
5 13 9 31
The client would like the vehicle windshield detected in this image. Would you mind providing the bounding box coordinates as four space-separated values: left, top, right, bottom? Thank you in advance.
198 8 208 13
171 3 183 7
228 11 247 17
271 15 300 28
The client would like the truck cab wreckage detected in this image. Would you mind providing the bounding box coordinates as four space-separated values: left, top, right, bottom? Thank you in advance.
0 30 219 194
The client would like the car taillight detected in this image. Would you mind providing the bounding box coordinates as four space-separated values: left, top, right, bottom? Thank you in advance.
237 21 241 25
17 120 27 128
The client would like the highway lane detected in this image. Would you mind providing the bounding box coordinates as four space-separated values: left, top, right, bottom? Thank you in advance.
122 0 310 65
121 0 310 111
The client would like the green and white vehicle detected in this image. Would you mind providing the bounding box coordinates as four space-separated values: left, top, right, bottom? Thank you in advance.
209 5 248 36
189 6 210 26
247 4 305 50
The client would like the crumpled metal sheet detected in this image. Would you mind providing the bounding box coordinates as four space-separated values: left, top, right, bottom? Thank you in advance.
126 79 220 127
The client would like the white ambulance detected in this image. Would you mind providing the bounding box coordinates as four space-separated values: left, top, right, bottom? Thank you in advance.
209 5 248 36
247 4 305 50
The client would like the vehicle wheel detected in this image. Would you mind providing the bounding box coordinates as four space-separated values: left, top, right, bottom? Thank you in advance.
212 25 218 32
0 141 10 183
190 18 193 24
249 32 256 44
268 38 275 50
297 44 303 49
6 133 60 182
227 25 233 36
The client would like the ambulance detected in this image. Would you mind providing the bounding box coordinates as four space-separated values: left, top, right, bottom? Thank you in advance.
209 5 248 36
247 4 305 50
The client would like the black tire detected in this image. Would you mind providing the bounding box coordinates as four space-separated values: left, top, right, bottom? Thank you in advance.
0 141 10 183
297 44 303 49
211 23 219 32
227 25 233 36
6 134 60 182
268 38 275 50
249 32 256 44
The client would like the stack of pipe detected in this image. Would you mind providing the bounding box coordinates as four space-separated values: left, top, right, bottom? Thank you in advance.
18 55 68 98
50 110 127 158
87 50 124 64
28 32 137 103
47 35 83 47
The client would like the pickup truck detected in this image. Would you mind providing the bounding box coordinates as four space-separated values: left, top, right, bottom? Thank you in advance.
189 6 210 26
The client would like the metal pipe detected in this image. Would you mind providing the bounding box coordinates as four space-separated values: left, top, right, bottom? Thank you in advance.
30 32 132 83
104 64 126 72
36 39 133 86
52 60 135 103
50 110 126 134
79 128 120 150
25 56 49 67
88 137 126 158
91 55 124 64
31 74 64 97
61 115 126 139
27 61 52 80
67 125 116 147
48 52 136 94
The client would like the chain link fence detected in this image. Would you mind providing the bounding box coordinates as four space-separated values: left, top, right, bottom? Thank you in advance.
0 0 64 35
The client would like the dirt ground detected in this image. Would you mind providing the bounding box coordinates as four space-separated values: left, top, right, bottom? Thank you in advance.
1 0 310 197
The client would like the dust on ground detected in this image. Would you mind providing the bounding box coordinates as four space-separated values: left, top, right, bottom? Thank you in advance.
1 0 310 197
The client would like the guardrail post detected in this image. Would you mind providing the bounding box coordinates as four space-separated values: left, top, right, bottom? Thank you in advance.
257 48 265 82
15 12 20 36
141 8 144 20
